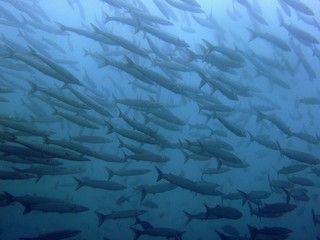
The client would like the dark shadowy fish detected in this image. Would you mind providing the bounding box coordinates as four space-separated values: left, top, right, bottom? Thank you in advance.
12 166 84 182
106 122 158 145
136 183 177 202
277 141 320 165
74 177 126 191
279 0 314 16
116 195 131 206
131 226 185 240
183 210 219 224
201 167 230 175
28 82 89 109
92 151 126 163
299 97 320 105
248 224 292 240
68 86 113 118
95 210 147 227
0 171 35 180
280 17 319 44
124 152 170 163
142 200 159 209
106 167 151 180
132 217 154 229
19 230 81 240
52 109 99 129
215 230 249 240
0 144 53 159
251 202 297 217
0 117 54 137
248 132 278 150
312 209 320 226
221 225 240 237
204 204 242 219
156 167 222 196
277 164 308 175
247 27 291 51
22 201 89 215
3 133 91 162
288 176 314 186
238 190 271 205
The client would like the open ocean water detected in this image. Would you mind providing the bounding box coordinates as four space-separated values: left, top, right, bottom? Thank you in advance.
0 0 320 239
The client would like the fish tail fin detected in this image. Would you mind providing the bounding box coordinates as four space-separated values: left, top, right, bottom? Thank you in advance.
217 159 222 170
255 109 263 122
105 122 114 135
105 167 114 180
178 231 185 240
198 75 207 89
238 190 249 206
21 202 32 215
103 12 111 23
97 55 109 68
27 46 36 56
90 24 99 34
121 150 128 160
73 177 83 190
51 108 58 116
116 105 121 114
184 48 197 61
3 45 14 58
95 211 106 227
124 56 134 67
267 174 274 192
178 139 184 148
155 166 163 182
281 187 291 204
2 191 14 204
247 224 258 239
204 203 210 219
248 202 253 216
130 227 142 240
20 15 28 24
209 128 215 136
42 136 50 144
133 216 141 226
1 132 17 142
246 27 257 42
55 21 66 32
117 137 125 148
142 114 150 124
248 131 254 142
312 209 317 227
277 9 285 27
220 195 224 204
134 20 142 34
181 151 189 164
184 139 192 149
11 166 21 172
183 211 193 225
215 230 228 240
276 141 283 156
140 189 147 202
112 93 117 103
27 81 38 95
197 140 204 153
35 175 42 183
83 48 90 57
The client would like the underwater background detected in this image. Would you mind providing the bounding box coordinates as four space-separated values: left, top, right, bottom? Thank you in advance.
0 0 319 239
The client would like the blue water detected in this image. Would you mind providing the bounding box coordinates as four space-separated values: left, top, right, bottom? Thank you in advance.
0 0 319 239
